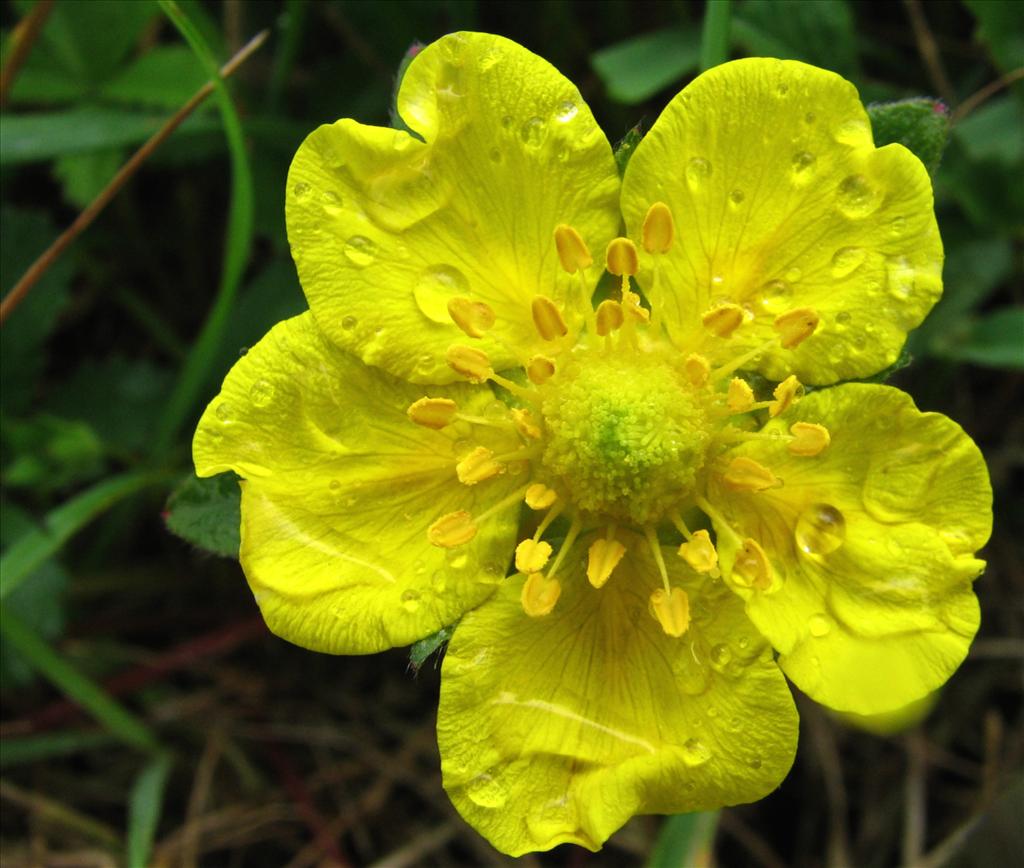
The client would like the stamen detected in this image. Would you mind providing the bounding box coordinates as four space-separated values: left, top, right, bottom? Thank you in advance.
515 538 553 573
532 501 564 540
678 529 718 573
521 572 561 617
553 224 593 274
684 353 711 387
526 354 556 385
456 446 506 485
722 456 780 491
605 237 639 280
595 299 624 336
447 297 496 338
545 517 583 579
474 483 533 523
525 483 558 510
774 308 819 349
428 511 477 547
511 407 542 439
788 421 830 456
407 397 457 429
643 525 671 593
732 538 773 590
769 375 802 417
621 289 650 323
587 534 626 588
642 202 675 254
531 295 568 341
446 345 492 383
726 377 755 413
489 371 539 402
650 587 690 637
702 304 744 338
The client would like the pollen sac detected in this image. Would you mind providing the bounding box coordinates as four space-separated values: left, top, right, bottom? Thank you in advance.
428 511 478 547
586 537 626 588
774 307 820 349
702 304 744 338
605 237 639 277
722 456 780 491
595 299 624 336
642 202 675 254
789 421 830 456
726 377 755 413
456 446 505 485
531 295 568 341
515 538 552 573
684 353 711 387
521 572 561 617
527 354 556 385
407 396 457 429
678 529 718 573
447 296 496 338
525 483 557 510
731 538 773 591
621 289 650 322
553 224 593 274
650 587 690 637
511 407 542 439
769 374 803 417
446 345 492 383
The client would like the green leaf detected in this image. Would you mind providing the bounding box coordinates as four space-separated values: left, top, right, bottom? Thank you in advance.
409 624 456 672
732 0 859 77
614 124 644 177
164 473 241 558
700 0 732 71
868 98 951 176
964 0 1024 74
647 811 719 868
126 753 174 868
52 148 126 209
2 416 106 492
954 98 1024 166
931 307 1024 370
99 45 210 109
0 730 118 769
592 25 701 104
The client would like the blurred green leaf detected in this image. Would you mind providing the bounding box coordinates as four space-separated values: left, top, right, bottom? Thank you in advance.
164 473 241 558
0 208 73 416
938 139 1024 231
592 25 701 104
700 0 732 71
0 730 118 769
964 0 1024 74
647 811 719 868
614 124 644 177
52 148 126 208
868 98 950 176
100 45 210 109
410 623 456 672
732 0 859 77
126 752 173 868
954 98 1024 165
931 307 1024 370
2 415 105 491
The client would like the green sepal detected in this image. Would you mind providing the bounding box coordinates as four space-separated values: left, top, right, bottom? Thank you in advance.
164 472 241 558
389 41 425 136
867 98 950 176
614 123 643 177
409 622 456 672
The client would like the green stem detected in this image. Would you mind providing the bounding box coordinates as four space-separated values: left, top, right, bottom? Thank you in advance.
699 0 732 71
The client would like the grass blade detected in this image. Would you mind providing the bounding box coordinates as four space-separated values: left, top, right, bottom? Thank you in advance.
0 730 118 769
647 811 720 868
700 0 732 71
126 752 174 867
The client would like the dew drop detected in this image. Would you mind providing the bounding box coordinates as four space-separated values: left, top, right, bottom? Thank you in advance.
249 379 275 407
805 112 817 124
328 479 341 491
501 114 514 130
791 151 817 179
729 189 746 206
341 315 358 331
413 264 470 323
488 147 502 163
835 310 852 324
890 215 907 236
749 757 763 770
519 116 547 149
215 402 232 422
785 267 803 283
447 552 469 570
795 504 847 555
400 589 421 613
835 118 870 145
431 570 448 593
682 737 712 767
478 49 500 71
686 157 712 190
830 246 867 279
752 279 791 312
737 636 750 650
836 174 881 219
466 773 508 808
886 256 916 299
343 235 377 267
292 181 310 198
554 100 578 122
777 81 790 96
710 643 732 667
808 613 833 637
322 190 342 208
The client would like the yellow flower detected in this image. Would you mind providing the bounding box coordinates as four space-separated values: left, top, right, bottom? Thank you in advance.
193 33 992 856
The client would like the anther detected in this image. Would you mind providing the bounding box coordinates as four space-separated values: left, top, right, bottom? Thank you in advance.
642 202 675 254
515 538 553 574
788 421 830 456
446 345 492 383
428 511 477 547
525 483 558 510
732 538 773 590
554 224 593 274
621 289 650 323
407 397 457 429
587 537 626 589
521 572 561 617
702 304 744 338
447 297 496 338
678 529 718 573
511 407 541 439
684 353 711 387
774 308 819 349
726 378 755 413
723 456 780 491
605 238 639 278
595 299 624 336
456 446 505 485
769 374 802 417
650 587 690 637
531 296 568 341
527 354 556 385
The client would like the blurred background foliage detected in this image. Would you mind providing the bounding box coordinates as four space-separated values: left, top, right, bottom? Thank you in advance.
0 1 1021 866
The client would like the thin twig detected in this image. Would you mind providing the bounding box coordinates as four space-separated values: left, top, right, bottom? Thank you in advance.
953 67 1024 122
903 0 956 106
804 703 852 868
0 28 269 326
0 0 55 106
367 821 460 868
903 730 928 867
0 779 121 849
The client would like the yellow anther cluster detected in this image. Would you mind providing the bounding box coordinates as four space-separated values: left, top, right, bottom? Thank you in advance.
678 529 718 573
521 572 561 617
769 375 802 417
789 421 830 456
702 304 744 338
448 297 496 338
527 354 556 385
774 307 819 349
586 537 626 588
722 456 779 492
595 299 624 335
726 378 755 413
515 538 552 573
642 202 675 254
525 483 557 510
531 295 568 341
407 396 457 429
684 354 710 387
650 586 690 637
605 238 639 277
511 408 541 440
428 511 477 547
732 538 772 590
446 345 492 383
553 224 593 274
456 446 505 485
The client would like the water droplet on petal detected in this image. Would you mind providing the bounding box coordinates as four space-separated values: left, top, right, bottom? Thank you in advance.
795 504 847 555
343 235 377 267
837 174 881 219
431 570 448 593
836 310 852 324
752 279 791 312
341 315 358 330
322 190 342 209
682 737 712 767
749 757 763 770
400 589 421 613
249 379 275 407
215 402 232 422
488 147 502 163
519 116 547 149
886 256 916 299
777 81 790 96
785 267 803 283
710 643 732 668
809 613 833 637
830 246 867 279
292 181 310 198
729 189 746 206
501 114 514 130
805 112 817 124
686 157 712 190
554 100 578 122
328 479 341 491
890 215 907 236
413 264 470 323
466 772 508 808
791 151 817 181
835 118 870 145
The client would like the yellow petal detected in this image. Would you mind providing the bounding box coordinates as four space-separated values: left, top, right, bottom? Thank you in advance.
192 313 521 654
622 58 942 385
437 532 797 855
706 383 991 714
287 33 619 383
